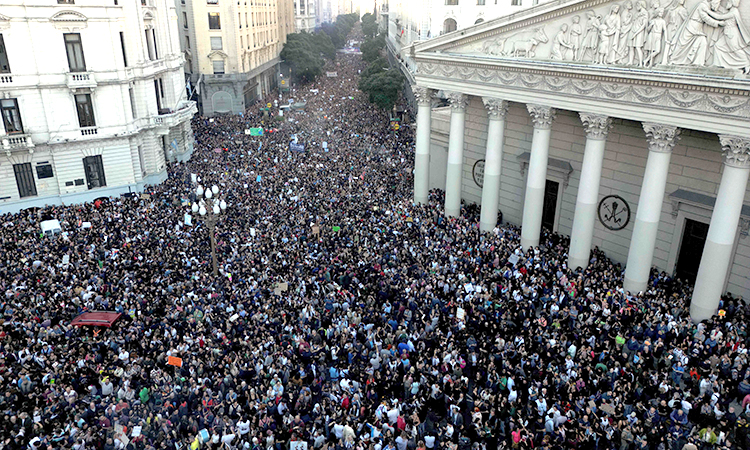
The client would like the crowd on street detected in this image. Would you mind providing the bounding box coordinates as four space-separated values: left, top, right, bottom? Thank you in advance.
1 30 749 450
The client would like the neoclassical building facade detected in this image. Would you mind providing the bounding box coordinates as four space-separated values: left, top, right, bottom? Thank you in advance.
410 0 750 322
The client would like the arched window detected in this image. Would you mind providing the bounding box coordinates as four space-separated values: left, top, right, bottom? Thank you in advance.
443 18 457 34
475 18 485 24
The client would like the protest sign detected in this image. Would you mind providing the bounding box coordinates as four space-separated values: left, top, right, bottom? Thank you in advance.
326 72 338 77
332 226 341 232
290 143 305 153
167 356 183 367
256 175 262 182
184 214 192 226
290 442 308 450
457 307 466 322
249 128 264 136
244 129 252 135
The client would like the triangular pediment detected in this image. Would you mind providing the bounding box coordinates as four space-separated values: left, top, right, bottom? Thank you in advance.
414 0 750 75
207 50 228 60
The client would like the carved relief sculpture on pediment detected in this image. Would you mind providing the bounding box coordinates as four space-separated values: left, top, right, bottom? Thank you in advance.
467 0 750 74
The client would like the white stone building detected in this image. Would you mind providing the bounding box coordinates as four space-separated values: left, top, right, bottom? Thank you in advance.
177 0 296 116
295 0 317 32
411 0 750 322
0 0 196 215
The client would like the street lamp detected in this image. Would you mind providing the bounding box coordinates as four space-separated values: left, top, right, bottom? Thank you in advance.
189 183 228 277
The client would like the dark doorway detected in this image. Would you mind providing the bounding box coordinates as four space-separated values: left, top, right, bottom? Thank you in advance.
675 218 709 284
83 155 106 190
541 179 559 232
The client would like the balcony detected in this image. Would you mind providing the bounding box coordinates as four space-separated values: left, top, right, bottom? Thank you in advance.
66 72 96 90
80 127 98 136
0 74 12 84
1 134 34 152
151 101 197 130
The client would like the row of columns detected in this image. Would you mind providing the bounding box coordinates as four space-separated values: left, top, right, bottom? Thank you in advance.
412 87 750 322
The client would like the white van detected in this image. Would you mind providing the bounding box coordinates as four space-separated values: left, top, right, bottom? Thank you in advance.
40 219 62 237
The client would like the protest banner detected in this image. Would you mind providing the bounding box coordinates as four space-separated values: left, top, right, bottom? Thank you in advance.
249 128 264 136
290 143 305 153
167 356 183 367
326 72 338 77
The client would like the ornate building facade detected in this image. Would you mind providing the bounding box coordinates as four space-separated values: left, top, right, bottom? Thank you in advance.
178 0 295 116
0 0 196 214
411 0 750 321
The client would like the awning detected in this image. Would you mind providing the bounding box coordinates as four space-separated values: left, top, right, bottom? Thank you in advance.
71 311 123 327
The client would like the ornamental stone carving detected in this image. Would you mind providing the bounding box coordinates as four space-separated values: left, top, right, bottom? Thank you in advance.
482 98 509 119
413 87 433 106
527 104 556 129
580 113 613 140
446 92 469 111
457 0 750 74
643 123 681 153
718 134 750 168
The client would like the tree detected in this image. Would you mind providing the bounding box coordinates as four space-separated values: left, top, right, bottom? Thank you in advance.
359 69 404 110
361 34 385 63
281 33 324 83
361 57 388 79
361 13 378 38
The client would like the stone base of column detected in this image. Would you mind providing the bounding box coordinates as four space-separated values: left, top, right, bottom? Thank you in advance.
568 201 598 271
445 162 463 217
479 173 501 232
623 218 660 293
520 185 544 248
623 277 648 294
414 152 430 205
690 239 734 322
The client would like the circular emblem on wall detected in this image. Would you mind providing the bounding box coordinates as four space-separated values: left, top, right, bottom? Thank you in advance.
598 195 631 231
472 159 485 188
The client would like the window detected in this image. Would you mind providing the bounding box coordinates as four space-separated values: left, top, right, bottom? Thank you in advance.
511 0 521 4
475 19 485 24
13 163 37 198
58 0 75 4
477 0 485 4
83 155 106 189
75 94 96 128
64 33 86 72
183 12 188 29
445 0 458 4
185 36 190 49
129 87 137 118
36 164 54 179
154 80 162 111
443 18 457 34
119 32 128 67
1 99 23 134
207 0 219 3
211 37 223 50
208 13 221 30
0 35 10 73
212 60 224 74
138 145 146 176
152 29 159 59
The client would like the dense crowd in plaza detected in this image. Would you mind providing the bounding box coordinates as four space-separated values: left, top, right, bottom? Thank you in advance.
1 30 750 450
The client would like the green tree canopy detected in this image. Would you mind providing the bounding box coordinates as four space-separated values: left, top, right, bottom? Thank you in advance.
361 34 385 63
361 13 378 38
359 69 404 110
281 33 327 83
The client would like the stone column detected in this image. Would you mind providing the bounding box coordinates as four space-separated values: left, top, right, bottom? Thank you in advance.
479 98 508 232
568 113 613 270
623 123 681 293
690 135 750 322
520 104 556 249
444 92 468 217
413 87 433 205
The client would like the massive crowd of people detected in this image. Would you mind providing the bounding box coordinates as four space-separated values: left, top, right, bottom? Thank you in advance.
1 29 749 450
